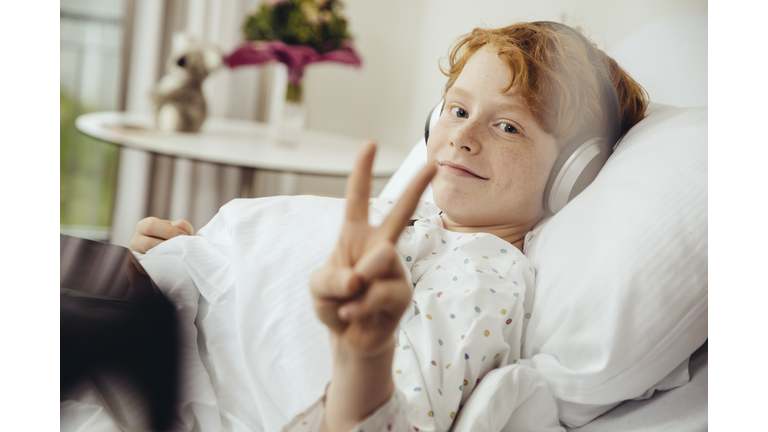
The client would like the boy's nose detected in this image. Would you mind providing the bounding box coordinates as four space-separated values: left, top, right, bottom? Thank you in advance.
450 120 482 153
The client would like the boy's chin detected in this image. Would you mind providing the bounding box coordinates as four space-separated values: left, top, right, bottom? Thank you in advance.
433 197 484 224
436 193 547 228
431 185 471 207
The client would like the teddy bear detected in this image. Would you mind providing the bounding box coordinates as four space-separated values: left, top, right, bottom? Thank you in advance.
150 33 222 133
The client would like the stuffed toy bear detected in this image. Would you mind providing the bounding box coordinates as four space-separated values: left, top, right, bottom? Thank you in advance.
151 34 222 133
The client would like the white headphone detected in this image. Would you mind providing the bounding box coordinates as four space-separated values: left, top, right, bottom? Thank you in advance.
424 22 622 215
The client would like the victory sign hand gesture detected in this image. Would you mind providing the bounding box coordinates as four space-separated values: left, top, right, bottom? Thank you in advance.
310 141 437 359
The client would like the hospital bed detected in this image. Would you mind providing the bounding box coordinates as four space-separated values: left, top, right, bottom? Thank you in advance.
60 11 707 432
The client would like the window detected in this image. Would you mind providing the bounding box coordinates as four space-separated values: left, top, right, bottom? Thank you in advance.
60 0 126 241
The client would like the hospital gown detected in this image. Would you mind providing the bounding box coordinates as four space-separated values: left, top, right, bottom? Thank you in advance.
282 199 545 432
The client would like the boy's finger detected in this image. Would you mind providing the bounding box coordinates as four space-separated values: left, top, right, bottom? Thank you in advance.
138 217 189 240
310 266 362 300
381 162 437 243
353 242 404 284
171 219 195 236
337 278 410 321
344 141 377 223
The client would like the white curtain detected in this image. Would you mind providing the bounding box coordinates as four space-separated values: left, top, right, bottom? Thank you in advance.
113 0 290 247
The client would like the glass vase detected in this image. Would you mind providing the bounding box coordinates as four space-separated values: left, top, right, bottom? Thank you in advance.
276 81 306 146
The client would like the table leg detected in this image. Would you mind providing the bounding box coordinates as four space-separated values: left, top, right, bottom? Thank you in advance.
169 158 193 222
110 147 151 248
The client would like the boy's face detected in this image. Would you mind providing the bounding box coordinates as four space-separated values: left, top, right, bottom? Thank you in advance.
427 45 559 230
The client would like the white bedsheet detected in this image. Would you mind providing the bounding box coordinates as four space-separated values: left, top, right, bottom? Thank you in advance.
145 196 347 432
61 195 565 431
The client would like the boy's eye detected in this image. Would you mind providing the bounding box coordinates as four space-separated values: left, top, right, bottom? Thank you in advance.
450 107 468 118
497 122 518 134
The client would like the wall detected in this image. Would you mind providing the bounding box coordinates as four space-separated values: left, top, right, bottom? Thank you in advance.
302 0 708 151
302 0 428 151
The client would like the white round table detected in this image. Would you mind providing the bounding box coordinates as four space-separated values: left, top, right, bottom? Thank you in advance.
75 112 408 247
76 111 407 177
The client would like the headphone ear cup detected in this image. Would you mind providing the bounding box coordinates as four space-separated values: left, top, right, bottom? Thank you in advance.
544 138 607 214
424 98 445 144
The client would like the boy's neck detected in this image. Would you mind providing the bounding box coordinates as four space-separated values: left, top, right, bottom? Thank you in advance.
438 214 530 253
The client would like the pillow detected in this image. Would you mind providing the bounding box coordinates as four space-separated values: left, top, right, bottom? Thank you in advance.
379 103 708 428
378 136 434 202
519 103 708 427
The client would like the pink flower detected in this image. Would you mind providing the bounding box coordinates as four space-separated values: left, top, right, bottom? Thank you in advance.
224 40 362 85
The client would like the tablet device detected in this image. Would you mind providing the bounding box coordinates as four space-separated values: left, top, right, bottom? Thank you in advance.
60 234 178 431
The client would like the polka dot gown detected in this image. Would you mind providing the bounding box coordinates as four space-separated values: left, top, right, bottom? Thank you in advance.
282 200 536 432
390 211 534 432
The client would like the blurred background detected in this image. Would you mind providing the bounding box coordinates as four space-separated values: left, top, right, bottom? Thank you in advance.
60 0 707 247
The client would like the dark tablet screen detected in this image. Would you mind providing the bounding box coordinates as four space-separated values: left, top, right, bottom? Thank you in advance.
60 234 178 431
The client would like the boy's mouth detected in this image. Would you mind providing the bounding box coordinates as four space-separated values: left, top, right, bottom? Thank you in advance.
439 161 488 180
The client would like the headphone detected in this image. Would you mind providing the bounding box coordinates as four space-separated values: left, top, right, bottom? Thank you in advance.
424 21 622 215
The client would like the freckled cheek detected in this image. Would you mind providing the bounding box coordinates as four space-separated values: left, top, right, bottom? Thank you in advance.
526 156 551 185
426 137 439 156
427 119 454 147
491 149 551 195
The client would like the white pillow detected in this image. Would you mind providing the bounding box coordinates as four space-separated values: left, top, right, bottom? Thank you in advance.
380 103 708 428
519 103 708 427
378 136 434 202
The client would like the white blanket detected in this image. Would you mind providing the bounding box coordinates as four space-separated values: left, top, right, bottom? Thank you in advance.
62 195 563 432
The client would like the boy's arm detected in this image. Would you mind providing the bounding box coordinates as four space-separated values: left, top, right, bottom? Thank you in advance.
309 142 436 432
312 241 410 432
322 338 396 432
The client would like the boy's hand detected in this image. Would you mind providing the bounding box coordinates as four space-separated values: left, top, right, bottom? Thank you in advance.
130 217 194 253
310 141 436 359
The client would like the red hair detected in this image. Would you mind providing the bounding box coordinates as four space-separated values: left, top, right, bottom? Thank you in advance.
440 23 648 145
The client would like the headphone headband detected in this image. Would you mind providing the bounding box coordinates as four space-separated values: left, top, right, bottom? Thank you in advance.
530 21 621 147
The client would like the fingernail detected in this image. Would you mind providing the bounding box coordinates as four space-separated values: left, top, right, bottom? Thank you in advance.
178 231 188 236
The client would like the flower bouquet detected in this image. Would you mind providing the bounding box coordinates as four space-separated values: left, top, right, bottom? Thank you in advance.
225 0 362 103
